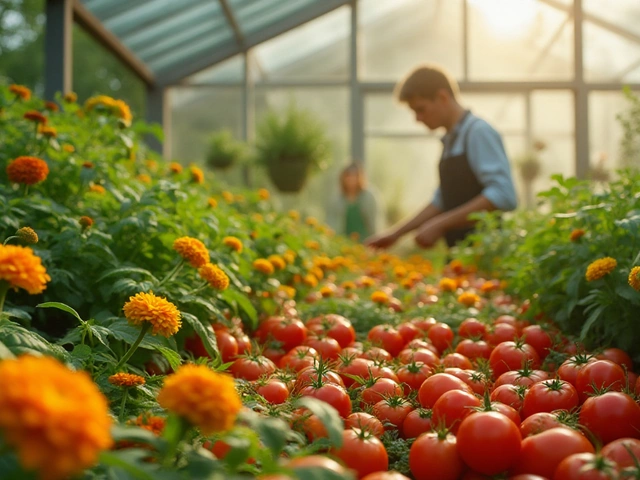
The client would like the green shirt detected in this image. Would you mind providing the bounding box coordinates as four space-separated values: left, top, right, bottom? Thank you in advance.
345 200 369 240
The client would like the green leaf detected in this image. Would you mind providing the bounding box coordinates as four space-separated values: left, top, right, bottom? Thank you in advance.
221 289 258 329
182 312 219 360
154 346 181 370
0 322 69 361
3 306 31 322
111 425 164 450
108 319 171 350
56 326 83 346
37 302 84 323
0 340 15 360
88 323 113 349
71 344 92 359
98 450 157 480
252 416 289 456
294 397 344 448
0 452 33 480
580 304 607 340
96 267 159 284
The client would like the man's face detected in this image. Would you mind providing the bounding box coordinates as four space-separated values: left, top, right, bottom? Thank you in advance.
408 95 445 131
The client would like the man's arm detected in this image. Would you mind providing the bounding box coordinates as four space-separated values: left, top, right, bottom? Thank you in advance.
365 202 442 248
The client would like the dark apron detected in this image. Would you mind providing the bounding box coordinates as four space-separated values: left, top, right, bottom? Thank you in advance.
439 112 484 248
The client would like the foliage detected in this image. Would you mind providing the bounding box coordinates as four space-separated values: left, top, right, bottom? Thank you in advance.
618 87 640 169
206 129 248 170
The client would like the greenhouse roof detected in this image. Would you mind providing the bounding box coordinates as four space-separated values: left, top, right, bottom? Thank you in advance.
78 0 350 85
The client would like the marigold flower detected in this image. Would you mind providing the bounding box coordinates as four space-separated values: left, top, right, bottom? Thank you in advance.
79 216 94 229
0 245 50 294
157 364 241 435
283 250 296 264
82 162 94 169
85 95 116 111
394 265 408 278
222 236 243 253
137 173 151 184
222 191 234 203
199 263 230 290
480 280 498 293
190 166 204 184
360 276 375 287
16 227 38 245
173 236 210 268
458 291 480 307
258 188 270 200
207 197 218 208
63 144 75 153
108 372 146 388
306 217 318 227
6 156 49 185
132 414 165 436
570 229 586 242
253 258 275 275
304 274 319 288
113 99 132 126
449 259 465 275
439 277 457 292
252 213 264 222
145 159 158 171
123 291 182 337
170 162 183 174
44 101 59 112
319 286 334 298
277 285 296 298
585 257 617 282
371 290 389 304
64 92 77 103
628 266 640 291
268 255 286 271
305 240 320 250
38 126 57 138
9 84 31 100
0 355 112 480
288 210 300 221
401 278 416 289
342 281 356 290
89 184 106 194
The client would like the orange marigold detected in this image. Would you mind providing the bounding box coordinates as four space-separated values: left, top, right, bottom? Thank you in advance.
0 245 50 294
123 291 182 337
79 216 94 229
23 110 46 124
342 281 356 290
6 156 49 185
268 255 286 271
570 229 586 242
258 188 270 200
0 355 112 480
585 257 617 282
458 291 480 307
277 285 296 298
44 101 59 112
108 372 146 388
9 84 31 100
113 99 132 127
253 258 275 275
16 227 38 245
628 266 640 291
190 166 204 184
173 236 210 268
39 126 57 138
288 210 300 221
360 276 376 287
439 277 457 292
222 236 243 253
305 240 320 250
319 285 334 298
283 250 296 264
371 290 389 304
199 263 230 290
63 92 77 103
222 191 234 203
89 184 106 194
157 364 241 435
303 274 318 288
207 197 218 208
137 173 152 184
132 414 165 436
306 217 318 227
145 159 158 171
63 144 75 153
170 162 183 174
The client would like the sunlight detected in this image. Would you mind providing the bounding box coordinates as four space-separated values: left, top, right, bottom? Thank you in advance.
470 0 539 38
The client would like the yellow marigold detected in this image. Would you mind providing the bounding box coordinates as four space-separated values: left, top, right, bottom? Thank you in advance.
628 266 640 291
458 291 480 307
63 92 77 103
253 258 275 275
16 227 38 245
223 236 243 253
235 194 245 202
342 281 356 290
305 240 320 250
585 257 617 282
360 276 375 287
79 216 94 229
199 263 230 290
123 291 182 337
208 197 218 208
9 84 31 100
157 364 241 434
277 285 296 298
313 256 332 269
303 274 318 288
222 191 234 203
63 144 75 153
319 285 334 298
570 229 586 242
480 280 499 293
0 355 112 480
310 266 325 281
288 210 300 221
173 236 210 268
39 125 57 138
137 173 151 184
113 99 132 126
401 278 416 289
85 95 116 112
371 290 389 304
132 414 165 436
0 245 50 294
44 101 59 112
252 213 264 222
6 156 49 185
306 217 318 227
190 165 204 184
283 250 296 264
439 277 457 292
170 162 183 174
394 265 408 278
258 188 270 200
449 259 465 275
108 372 146 388
89 184 106 194
145 159 158 171
268 255 286 271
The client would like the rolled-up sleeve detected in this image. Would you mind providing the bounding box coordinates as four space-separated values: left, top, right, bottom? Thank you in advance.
467 123 518 211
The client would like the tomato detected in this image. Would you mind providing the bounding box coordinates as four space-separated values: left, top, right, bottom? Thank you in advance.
305 335 341 361
397 322 420 343
296 366 344 390
507 476 548 480
432 389 481 434
489 341 541 378
520 412 567 438
554 453 619 480
396 362 432 394
339 357 375 388
513 428 594 478
465 370 492 395
494 368 548 388
455 339 492 361
306 314 355 348
397 348 439 367
441 353 473 369
558 354 596 387
279 346 318 372
579 392 640 444
287 455 346 474
270 317 308 352
256 378 289 404
294 411 328 441
428 322 454 353
406 338 438 354
494 315 519 328
521 325 553 360
601 438 640 469
368 324 405 357
373 398 413 430
263 344 286 365
361 378 404 408
418 373 473 409
361 472 411 480
458 317 487 338
360 346 393 362
231 355 276 380
402 408 433 439
299 382 352 418
490 384 527 412
332 428 388 478
411 317 437 333
575 360 626 403
456 411 522 475
521 379 579 418
345 412 385 438
184 332 210 358
484 323 518 347
372 364 400 383
597 348 633 372
409 431 464 480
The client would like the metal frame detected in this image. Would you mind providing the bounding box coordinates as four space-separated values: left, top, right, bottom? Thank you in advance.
45 0 73 100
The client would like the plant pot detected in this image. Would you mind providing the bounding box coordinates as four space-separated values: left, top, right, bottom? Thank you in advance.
266 157 310 193
519 160 541 183
207 155 235 170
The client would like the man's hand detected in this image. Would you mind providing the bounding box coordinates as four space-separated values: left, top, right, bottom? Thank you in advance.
364 231 400 249
414 220 446 249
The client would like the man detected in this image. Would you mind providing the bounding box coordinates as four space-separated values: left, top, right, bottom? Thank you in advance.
366 64 517 249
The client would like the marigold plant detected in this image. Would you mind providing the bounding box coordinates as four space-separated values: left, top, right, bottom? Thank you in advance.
585 257 617 282
79 216 94 229
9 84 31 100
629 266 640 291
570 228 586 242
24 110 47 124
268 254 286 271
458 291 480 307
439 277 457 292
108 372 146 388
371 290 389 304
6 156 49 185
16 227 38 245
199 263 230 290
173 236 210 268
0 244 50 294
254 258 275 275
223 236 243 253
123 291 182 337
169 162 183 174
190 165 204 184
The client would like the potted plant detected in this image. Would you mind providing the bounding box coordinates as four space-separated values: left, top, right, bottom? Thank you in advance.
206 130 247 170
254 103 331 193
516 140 545 209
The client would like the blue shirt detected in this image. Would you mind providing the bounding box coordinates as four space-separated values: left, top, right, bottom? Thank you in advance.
432 112 518 212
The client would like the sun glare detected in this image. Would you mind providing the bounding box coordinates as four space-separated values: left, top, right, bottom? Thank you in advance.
470 0 538 38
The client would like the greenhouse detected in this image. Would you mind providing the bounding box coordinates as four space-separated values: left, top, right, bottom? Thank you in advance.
2 0 640 479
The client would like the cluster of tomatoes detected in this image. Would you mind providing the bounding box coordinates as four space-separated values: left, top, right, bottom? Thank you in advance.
187 305 640 480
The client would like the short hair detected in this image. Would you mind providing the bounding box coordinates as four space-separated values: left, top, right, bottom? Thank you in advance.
340 162 366 195
395 64 460 103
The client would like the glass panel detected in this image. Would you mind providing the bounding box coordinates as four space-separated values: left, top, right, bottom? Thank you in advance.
359 0 464 81
583 0 640 34
365 93 425 135
187 56 245 83
468 0 574 80
583 21 640 82
229 0 317 37
252 6 349 80
148 35 235 73
464 93 527 133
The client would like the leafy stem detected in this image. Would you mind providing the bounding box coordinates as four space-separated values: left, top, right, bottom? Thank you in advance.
115 323 151 370
157 259 185 288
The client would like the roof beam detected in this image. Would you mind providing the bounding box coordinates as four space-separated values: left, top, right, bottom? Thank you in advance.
72 0 155 86
218 0 245 48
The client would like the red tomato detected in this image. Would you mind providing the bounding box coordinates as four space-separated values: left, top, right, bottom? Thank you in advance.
554 453 619 480
432 389 482 434
397 348 439 367
332 429 388 478
597 348 633 372
494 368 548 388
490 384 527 412
411 317 437 333
489 341 541 378
458 317 487 338
455 339 492 361
305 335 341 361
456 411 522 475
465 370 492 395
287 455 347 474
418 373 474 409
306 314 355 348
361 378 404 408
494 315 519 328
373 398 413 430
338 357 375 388
279 346 318 372
368 324 405 357
360 346 393 362
184 332 210 358
601 438 640 469
256 378 289 404
406 338 438 354
271 317 308 351
262 344 286 365
513 428 594 478
409 432 464 480
428 322 454 353
558 354 597 387
520 412 566 438
521 325 553 360
294 411 328 441
230 355 276 380
361 472 411 480
233 331 252 355
484 323 518 347
579 392 640 444
397 322 420 343
441 353 473 369
296 366 344 390
575 360 626 403
299 382 352 418
396 362 432 394
344 412 385 438
402 408 433 439
521 379 579 418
